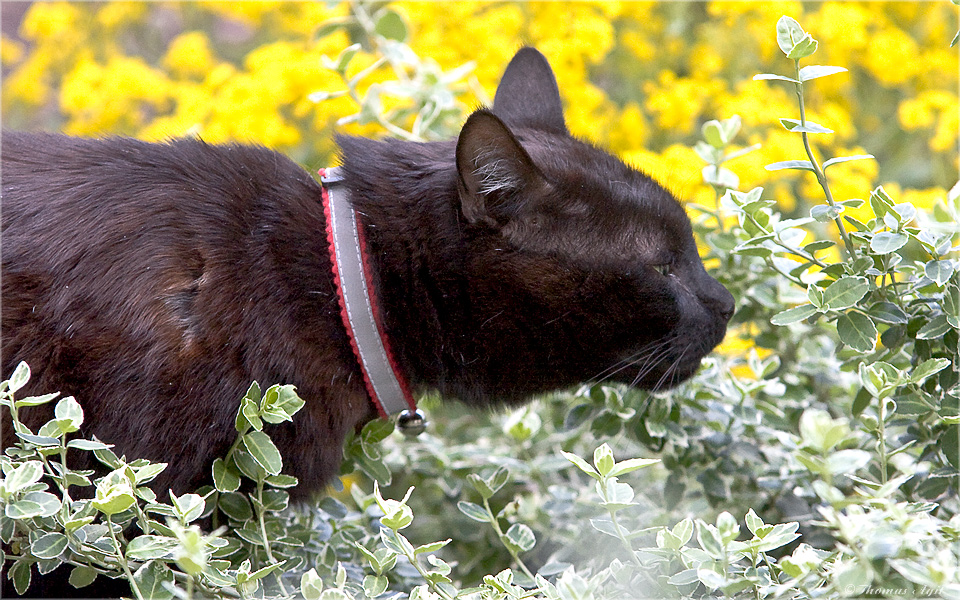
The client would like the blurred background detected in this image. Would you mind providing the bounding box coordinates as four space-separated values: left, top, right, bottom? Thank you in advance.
2 1 957 222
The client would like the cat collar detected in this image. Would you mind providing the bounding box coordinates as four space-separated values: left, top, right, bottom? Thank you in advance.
319 167 425 435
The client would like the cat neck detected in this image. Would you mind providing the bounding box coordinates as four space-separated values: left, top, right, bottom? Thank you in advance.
334 135 469 400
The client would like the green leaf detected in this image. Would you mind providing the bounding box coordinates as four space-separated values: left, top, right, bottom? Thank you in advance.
702 120 725 148
911 358 950 385
776 16 807 55
696 521 724 558
823 154 874 169
242 431 282 476
745 509 764 536
561 450 599 479
671 518 694 547
870 185 895 218
609 457 660 477
467 473 495 500
811 204 843 222
702 165 739 189
68 565 98 589
415 539 452 556
485 466 510 496
780 118 833 134
218 492 253 521
8 362 31 394
66 439 113 451
593 444 615 476
667 569 700 586
868 302 907 324
946 286 959 328
5 461 44 493
753 73 799 83
126 535 176 560
6 499 43 519
504 523 536 553
800 409 850 453
133 561 176 600
917 315 951 340
942 425 960 471
766 160 816 172
870 232 908 255
716 511 739 543
924 259 955 286
170 493 205 523
15 392 59 408
361 418 395 443
11 558 31 595
599 478 635 508
133 463 167 486
787 34 818 59
31 532 68 559
261 489 289 512
212 458 241 493
822 276 870 310
301 569 324 600
771 304 818 326
54 396 83 432
265 474 298 488
694 140 722 163
325 43 361 74
363 574 389 598
243 380 262 404
799 65 847 81
837 311 877 352
590 517 620 539
457 501 490 523
374 9 408 42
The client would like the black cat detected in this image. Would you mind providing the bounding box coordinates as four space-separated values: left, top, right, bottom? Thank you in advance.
2 47 733 596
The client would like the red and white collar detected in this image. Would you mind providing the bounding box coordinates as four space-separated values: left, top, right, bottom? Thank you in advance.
319 167 423 432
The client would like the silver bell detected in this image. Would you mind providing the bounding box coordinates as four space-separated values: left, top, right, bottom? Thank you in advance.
397 409 427 437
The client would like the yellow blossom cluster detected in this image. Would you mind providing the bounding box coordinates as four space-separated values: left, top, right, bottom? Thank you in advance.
2 1 955 214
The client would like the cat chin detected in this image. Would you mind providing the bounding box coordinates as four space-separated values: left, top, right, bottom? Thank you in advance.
605 350 711 392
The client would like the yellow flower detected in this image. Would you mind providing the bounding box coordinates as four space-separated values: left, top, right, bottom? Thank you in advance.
164 32 217 80
60 53 171 135
861 26 920 87
622 144 714 209
899 90 959 153
643 71 720 135
20 2 83 41
96 2 147 31
4 54 52 108
1 35 24 67
606 103 648 154
901 187 949 214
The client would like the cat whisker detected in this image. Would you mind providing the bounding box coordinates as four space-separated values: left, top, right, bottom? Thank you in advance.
630 346 673 388
652 344 691 392
591 338 671 384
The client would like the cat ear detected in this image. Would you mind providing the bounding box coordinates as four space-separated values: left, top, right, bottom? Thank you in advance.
492 47 567 134
456 110 550 226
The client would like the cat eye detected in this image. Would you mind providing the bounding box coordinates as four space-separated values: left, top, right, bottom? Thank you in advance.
652 263 672 276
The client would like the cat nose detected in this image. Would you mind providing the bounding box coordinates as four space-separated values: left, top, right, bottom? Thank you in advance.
702 279 735 322
714 286 735 322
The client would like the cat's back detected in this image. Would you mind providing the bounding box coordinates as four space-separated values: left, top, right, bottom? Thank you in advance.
2 132 323 277
1 132 332 411
2 132 316 235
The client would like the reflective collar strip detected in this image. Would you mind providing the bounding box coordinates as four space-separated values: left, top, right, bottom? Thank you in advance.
319 167 417 418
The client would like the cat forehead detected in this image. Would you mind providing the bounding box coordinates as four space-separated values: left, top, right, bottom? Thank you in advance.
522 134 692 248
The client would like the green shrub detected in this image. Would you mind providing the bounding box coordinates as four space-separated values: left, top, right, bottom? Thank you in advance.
2 12 958 600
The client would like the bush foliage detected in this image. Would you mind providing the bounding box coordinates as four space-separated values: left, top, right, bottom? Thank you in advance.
2 2 959 599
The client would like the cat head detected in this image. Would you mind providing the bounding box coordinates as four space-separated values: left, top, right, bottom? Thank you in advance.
454 48 734 398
